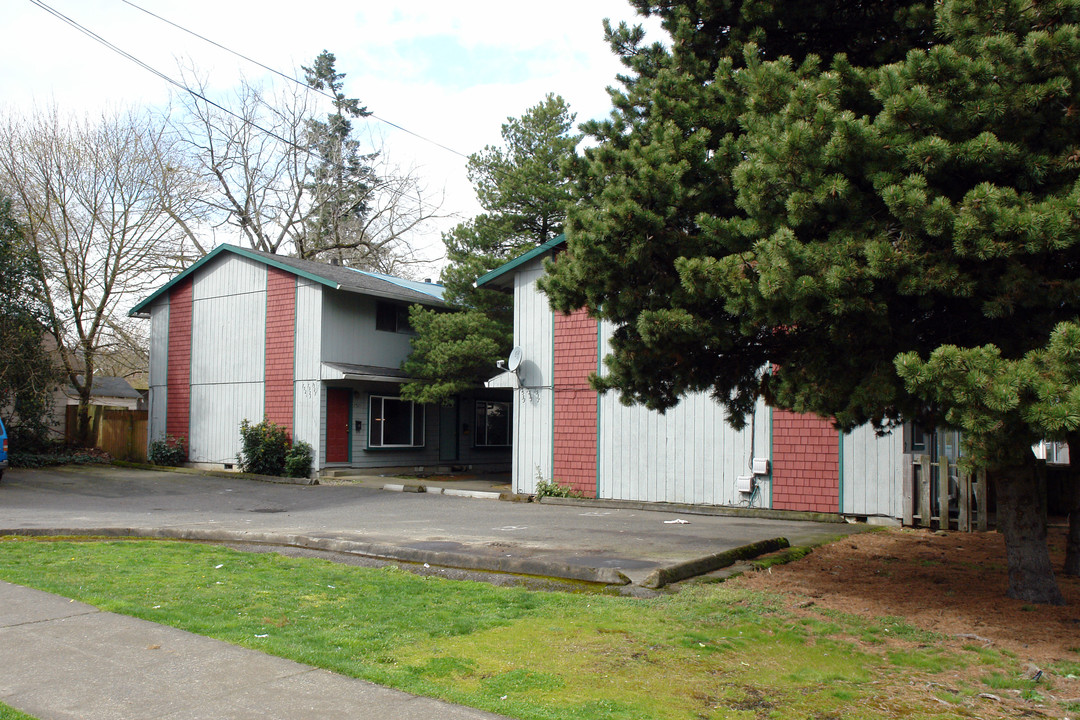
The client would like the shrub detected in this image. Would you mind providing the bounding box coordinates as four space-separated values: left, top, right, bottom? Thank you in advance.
148 435 187 466
533 470 583 499
284 440 313 478
238 418 291 476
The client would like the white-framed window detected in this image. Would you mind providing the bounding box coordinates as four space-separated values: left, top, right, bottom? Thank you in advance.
474 400 511 447
369 396 425 448
375 301 414 334
1033 440 1071 466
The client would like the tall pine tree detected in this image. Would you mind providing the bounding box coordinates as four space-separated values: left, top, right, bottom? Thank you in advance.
401 94 578 404
297 50 377 261
542 0 1079 603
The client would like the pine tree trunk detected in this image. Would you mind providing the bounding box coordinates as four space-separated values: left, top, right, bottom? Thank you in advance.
1063 433 1079 577
1065 479 1080 577
995 462 1065 605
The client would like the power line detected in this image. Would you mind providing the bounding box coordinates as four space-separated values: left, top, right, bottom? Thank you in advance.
119 0 471 160
27 0 317 157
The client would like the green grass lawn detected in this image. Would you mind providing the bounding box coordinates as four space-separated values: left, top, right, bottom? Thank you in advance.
0 538 1040 719
0 704 37 720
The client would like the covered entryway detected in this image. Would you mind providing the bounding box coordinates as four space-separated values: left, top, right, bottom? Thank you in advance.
326 387 351 463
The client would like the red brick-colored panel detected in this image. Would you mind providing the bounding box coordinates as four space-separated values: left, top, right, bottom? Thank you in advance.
264 268 296 437
772 409 839 513
166 278 193 449
552 309 598 497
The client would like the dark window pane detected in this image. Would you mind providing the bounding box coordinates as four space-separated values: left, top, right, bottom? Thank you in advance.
382 398 412 445
375 302 397 332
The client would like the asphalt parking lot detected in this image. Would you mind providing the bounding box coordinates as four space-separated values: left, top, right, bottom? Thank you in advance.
0 465 859 588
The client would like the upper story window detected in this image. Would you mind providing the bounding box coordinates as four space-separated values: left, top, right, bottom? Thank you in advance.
375 301 414 334
475 400 511 447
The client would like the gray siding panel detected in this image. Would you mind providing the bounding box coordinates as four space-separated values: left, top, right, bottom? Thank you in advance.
842 424 904 518
321 291 414 368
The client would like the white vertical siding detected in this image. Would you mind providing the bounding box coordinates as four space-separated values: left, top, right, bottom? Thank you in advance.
188 383 264 464
596 320 767 507
511 265 553 493
191 291 266 384
187 254 267 465
193 253 266 300
841 424 904 518
147 299 169 443
294 279 323 469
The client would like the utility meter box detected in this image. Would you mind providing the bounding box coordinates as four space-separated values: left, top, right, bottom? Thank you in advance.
751 457 770 476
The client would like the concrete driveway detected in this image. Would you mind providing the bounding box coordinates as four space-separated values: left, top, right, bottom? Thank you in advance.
0 465 858 588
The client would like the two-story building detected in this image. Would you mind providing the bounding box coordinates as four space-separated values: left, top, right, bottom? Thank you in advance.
130 244 511 475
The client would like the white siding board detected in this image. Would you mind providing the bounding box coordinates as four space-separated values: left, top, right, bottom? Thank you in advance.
595 320 763 507
293 279 323 469
294 280 323 381
511 265 553 493
148 299 169 444
193 254 266 300
188 383 263 464
842 424 904 518
191 291 266 386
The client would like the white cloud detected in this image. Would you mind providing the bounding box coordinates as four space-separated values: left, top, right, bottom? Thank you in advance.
3 0 663 273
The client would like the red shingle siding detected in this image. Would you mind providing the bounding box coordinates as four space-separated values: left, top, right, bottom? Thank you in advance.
771 410 839 513
166 278 193 448
553 308 598 497
264 267 296 437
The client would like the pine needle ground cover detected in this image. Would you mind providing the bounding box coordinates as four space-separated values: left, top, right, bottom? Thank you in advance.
0 538 1048 720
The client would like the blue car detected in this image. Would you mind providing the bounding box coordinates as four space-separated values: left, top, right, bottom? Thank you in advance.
0 416 7 481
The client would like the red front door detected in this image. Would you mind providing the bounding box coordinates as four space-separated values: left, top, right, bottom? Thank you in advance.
326 388 351 463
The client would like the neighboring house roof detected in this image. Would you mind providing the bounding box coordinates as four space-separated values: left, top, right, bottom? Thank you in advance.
68 376 141 400
474 234 566 290
129 244 445 317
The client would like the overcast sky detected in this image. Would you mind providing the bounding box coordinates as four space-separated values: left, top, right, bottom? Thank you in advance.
2 0 661 275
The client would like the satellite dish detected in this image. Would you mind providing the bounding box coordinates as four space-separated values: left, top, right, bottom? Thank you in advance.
507 346 523 372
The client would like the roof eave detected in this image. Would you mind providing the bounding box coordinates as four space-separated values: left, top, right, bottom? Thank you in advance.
474 234 566 289
128 245 342 317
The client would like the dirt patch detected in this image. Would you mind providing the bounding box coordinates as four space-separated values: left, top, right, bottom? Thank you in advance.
731 525 1080 717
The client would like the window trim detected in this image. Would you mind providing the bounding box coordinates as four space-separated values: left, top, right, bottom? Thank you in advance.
474 399 511 448
368 395 425 448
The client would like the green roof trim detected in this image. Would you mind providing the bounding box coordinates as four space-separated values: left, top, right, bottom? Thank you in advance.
474 234 566 288
128 244 341 316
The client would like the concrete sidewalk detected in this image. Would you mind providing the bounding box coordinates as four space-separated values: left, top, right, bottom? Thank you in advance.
0 581 508 720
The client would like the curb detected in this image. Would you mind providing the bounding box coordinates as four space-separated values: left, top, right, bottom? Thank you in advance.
538 496 845 524
641 537 790 589
0 527 632 587
110 462 318 486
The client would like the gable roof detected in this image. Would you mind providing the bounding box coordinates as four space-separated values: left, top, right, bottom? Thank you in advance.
129 244 445 316
473 234 566 290
71 376 141 399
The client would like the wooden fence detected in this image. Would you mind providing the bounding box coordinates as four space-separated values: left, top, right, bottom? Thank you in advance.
903 454 988 531
65 406 148 463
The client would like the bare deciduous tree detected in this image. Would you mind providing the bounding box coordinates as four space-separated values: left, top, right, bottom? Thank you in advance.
172 63 443 271
0 106 190 443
